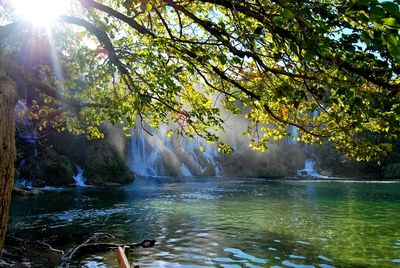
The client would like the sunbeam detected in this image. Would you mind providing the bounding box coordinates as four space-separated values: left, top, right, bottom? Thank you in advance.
10 0 70 26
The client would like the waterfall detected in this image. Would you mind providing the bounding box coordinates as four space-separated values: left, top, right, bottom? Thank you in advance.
128 123 220 177
73 165 86 187
16 100 39 158
180 164 192 176
129 126 151 176
288 126 298 144
304 159 314 171
202 143 221 176
297 159 328 178
15 179 34 188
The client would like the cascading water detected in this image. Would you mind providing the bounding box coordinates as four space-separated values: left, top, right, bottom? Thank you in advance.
128 123 220 177
16 101 39 157
73 165 86 187
305 159 314 171
15 179 34 188
129 125 153 176
297 159 328 178
288 126 298 144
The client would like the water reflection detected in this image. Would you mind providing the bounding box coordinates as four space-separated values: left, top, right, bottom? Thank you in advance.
8 177 400 267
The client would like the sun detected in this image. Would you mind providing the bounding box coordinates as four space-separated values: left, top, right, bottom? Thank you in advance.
11 0 70 26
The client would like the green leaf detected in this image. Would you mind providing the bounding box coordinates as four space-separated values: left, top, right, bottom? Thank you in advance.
232 56 242 64
303 50 315 61
217 54 227 65
283 10 295 20
145 2 152 12
175 66 184 74
385 34 400 59
382 17 400 28
381 2 400 19
370 6 385 20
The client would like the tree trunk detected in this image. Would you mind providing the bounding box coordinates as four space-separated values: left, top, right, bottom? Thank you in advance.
0 65 17 255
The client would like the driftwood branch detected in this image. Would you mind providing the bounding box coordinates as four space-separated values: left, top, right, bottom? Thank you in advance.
60 233 155 266
1 233 155 267
4 235 64 254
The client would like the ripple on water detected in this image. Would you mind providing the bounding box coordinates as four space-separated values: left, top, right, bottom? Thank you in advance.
282 260 314 267
289 254 306 260
220 265 242 268
244 263 263 268
224 248 267 264
82 260 107 268
195 232 209 237
82 256 107 268
155 251 174 257
319 264 334 268
214 257 246 263
317 256 333 262
151 260 210 267
296 240 311 245
8 178 400 268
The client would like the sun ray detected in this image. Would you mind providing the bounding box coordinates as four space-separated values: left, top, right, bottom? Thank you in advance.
11 0 70 26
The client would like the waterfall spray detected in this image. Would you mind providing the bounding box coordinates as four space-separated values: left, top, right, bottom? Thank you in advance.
128 122 220 177
297 159 328 179
73 165 86 187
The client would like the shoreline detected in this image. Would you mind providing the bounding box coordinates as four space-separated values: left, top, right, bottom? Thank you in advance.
13 176 400 197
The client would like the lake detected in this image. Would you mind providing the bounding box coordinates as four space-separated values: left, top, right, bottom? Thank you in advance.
8 177 400 267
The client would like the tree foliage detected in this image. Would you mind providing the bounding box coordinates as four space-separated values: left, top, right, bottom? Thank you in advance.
1 0 399 160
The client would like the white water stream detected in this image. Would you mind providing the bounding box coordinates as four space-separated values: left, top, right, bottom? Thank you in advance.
128 124 220 177
73 165 86 187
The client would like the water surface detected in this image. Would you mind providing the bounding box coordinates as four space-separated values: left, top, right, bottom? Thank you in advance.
9 177 400 267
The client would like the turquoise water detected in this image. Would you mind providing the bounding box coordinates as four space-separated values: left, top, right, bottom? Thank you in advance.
8 177 400 267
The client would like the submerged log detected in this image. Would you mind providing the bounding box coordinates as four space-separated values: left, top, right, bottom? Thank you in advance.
1 233 155 267
59 233 155 266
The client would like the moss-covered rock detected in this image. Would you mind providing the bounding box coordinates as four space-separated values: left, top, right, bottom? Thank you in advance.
40 148 74 186
19 148 74 187
84 141 133 185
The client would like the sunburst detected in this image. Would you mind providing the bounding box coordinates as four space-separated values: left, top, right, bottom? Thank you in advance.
10 0 70 26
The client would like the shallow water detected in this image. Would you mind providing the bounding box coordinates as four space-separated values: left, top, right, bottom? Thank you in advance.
8 177 400 267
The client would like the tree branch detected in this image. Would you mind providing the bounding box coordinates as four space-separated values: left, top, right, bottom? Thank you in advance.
0 58 80 109
0 58 108 111
77 0 156 37
61 15 140 96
